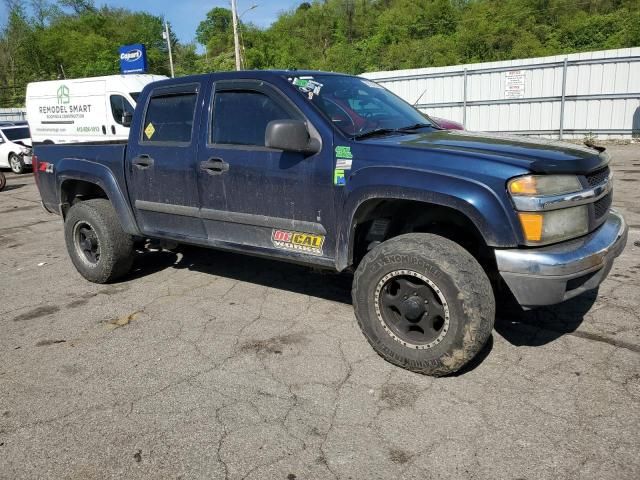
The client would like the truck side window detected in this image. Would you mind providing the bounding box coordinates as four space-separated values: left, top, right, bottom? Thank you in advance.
143 93 197 143
110 95 134 126
212 91 292 146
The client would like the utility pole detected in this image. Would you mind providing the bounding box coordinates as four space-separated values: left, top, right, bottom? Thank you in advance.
163 21 175 78
231 0 241 71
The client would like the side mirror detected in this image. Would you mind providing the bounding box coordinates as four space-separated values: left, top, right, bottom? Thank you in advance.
121 111 133 127
265 119 320 155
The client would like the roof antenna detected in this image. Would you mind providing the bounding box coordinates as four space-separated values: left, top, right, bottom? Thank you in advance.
413 86 428 106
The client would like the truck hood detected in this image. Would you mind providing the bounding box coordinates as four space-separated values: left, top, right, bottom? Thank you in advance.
365 129 608 174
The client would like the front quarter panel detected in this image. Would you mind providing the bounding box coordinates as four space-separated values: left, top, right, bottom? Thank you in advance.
338 164 522 270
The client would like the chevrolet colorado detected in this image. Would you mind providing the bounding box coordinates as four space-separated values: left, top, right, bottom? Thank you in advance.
32 71 628 375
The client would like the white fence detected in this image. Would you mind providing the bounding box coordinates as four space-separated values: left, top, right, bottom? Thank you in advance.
0 108 27 122
363 48 640 140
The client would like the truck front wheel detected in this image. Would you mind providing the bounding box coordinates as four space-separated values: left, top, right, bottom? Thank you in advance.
352 233 495 376
64 199 133 283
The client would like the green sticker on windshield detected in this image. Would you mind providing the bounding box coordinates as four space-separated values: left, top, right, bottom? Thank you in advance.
335 146 352 159
293 78 310 88
291 77 323 98
334 169 346 186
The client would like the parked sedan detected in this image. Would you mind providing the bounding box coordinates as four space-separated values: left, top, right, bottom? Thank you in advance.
0 125 33 174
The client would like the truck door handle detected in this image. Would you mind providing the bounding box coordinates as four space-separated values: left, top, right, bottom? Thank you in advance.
200 157 229 175
132 155 154 169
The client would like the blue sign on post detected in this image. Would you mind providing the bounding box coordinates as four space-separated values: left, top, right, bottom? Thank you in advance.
119 44 148 74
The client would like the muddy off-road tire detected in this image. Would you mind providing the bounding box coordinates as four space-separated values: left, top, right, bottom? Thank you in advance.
64 199 133 283
352 233 495 376
0 172 6 191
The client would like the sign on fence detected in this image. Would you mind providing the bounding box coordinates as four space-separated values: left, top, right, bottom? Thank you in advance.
504 70 526 99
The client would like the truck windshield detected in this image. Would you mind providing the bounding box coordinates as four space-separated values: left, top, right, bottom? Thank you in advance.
2 127 30 141
130 92 140 103
286 74 434 137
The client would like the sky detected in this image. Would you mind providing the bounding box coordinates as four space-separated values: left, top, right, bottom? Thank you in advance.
0 0 303 45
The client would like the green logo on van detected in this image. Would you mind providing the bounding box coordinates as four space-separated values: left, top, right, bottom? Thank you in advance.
57 85 70 104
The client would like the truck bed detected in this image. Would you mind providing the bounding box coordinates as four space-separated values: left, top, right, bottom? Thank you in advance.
34 143 128 214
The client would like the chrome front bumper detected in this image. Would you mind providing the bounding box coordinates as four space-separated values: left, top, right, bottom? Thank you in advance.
495 210 628 307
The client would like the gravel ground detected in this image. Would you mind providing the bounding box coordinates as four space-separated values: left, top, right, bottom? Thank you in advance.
0 144 639 479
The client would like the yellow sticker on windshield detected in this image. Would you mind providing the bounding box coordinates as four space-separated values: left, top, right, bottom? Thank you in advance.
144 123 155 139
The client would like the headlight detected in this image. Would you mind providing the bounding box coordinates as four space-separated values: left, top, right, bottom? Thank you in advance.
508 174 589 245
517 206 589 244
508 175 582 196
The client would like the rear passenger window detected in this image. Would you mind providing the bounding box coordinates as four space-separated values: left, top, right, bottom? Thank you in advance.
212 91 292 146
143 92 197 143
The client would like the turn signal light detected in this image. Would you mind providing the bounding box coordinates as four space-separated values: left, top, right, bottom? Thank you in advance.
518 212 543 242
509 176 538 195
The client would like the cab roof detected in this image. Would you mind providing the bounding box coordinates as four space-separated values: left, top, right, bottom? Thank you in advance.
146 70 354 89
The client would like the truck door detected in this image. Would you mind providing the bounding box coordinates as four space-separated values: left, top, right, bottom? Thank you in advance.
196 79 336 262
126 82 205 239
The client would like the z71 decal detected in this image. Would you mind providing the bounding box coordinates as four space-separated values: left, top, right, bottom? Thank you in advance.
272 229 325 256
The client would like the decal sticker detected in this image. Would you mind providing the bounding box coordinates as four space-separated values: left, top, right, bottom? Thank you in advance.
336 159 352 169
291 76 323 98
335 146 352 183
272 229 325 256
38 162 54 173
335 145 353 159
144 122 155 139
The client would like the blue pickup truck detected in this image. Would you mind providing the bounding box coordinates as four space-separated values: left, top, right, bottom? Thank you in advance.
32 71 628 376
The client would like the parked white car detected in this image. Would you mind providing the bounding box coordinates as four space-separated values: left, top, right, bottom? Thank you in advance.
0 125 32 174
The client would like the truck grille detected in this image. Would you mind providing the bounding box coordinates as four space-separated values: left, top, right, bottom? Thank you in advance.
594 191 612 219
585 166 610 187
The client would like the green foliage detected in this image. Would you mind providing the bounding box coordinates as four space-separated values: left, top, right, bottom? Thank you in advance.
0 0 172 106
235 0 639 72
1 0 639 107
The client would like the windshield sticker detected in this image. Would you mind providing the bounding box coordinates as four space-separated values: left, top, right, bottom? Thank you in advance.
291 76 323 98
144 123 155 139
334 169 346 186
272 229 325 256
335 145 353 160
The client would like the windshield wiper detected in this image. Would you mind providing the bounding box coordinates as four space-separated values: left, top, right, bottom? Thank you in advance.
396 122 433 131
353 128 406 140
354 123 434 140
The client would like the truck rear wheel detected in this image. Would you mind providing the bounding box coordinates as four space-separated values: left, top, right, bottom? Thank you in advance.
64 199 133 283
352 233 495 376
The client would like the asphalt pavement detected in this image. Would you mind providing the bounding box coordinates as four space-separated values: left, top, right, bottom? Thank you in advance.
1 144 639 479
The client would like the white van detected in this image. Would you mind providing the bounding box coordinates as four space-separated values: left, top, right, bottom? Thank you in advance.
26 74 166 144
